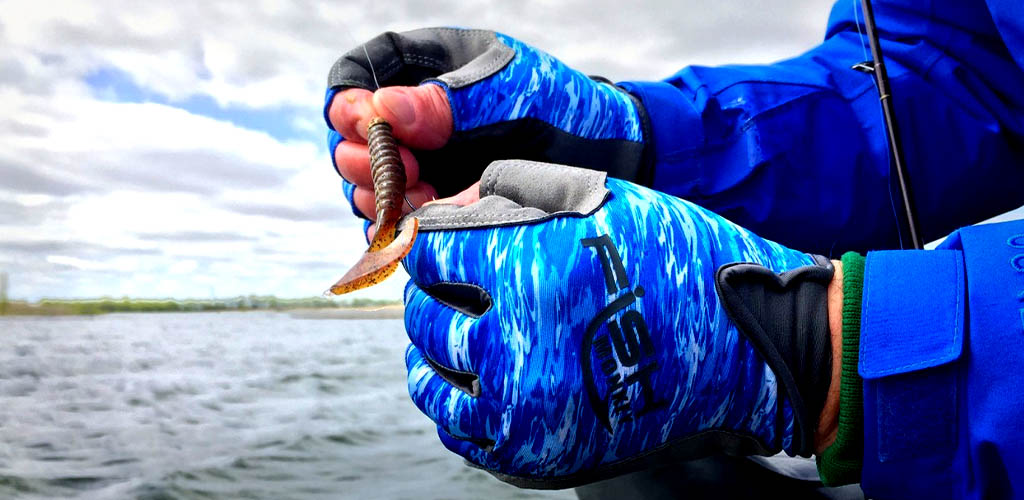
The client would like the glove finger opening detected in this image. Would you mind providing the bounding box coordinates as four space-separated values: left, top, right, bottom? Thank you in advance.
404 281 485 375
421 282 491 318
423 355 480 399
406 345 496 444
437 425 495 458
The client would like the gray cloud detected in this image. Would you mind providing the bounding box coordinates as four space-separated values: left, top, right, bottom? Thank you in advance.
0 198 68 225
251 245 297 256
0 155 94 196
0 52 60 96
269 258 341 270
217 198 348 222
162 253 236 262
320 0 833 80
1 147 294 198
114 150 292 194
1 0 834 103
0 239 160 256
136 230 257 242
0 54 33 87
48 14 185 53
0 118 48 138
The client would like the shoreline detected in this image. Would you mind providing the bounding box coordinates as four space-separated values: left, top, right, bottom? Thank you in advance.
0 303 404 319
286 305 404 320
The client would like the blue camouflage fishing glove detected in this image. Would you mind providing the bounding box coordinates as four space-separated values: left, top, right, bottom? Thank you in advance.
400 160 835 488
324 27 651 207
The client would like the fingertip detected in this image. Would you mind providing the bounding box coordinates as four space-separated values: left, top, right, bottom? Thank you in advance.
335 142 372 185
352 186 376 221
330 88 374 142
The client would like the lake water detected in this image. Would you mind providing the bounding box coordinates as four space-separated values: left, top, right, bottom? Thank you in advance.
0 312 575 500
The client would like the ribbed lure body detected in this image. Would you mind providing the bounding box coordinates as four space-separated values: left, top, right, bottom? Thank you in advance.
329 118 419 295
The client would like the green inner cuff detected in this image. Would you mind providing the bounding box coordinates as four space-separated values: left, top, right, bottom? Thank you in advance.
816 252 865 486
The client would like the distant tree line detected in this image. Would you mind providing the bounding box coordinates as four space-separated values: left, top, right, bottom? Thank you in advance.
1 295 401 316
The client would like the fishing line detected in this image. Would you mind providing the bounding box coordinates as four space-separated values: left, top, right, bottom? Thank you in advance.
363 44 381 90
852 0 905 249
851 0 870 62
338 23 426 212
334 20 381 89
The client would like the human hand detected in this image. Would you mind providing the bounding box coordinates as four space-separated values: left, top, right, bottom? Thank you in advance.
400 160 835 487
324 28 650 237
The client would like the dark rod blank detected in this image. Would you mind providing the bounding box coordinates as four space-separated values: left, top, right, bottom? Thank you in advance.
860 0 923 249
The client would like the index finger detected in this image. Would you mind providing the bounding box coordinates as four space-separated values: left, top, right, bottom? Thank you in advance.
328 88 375 142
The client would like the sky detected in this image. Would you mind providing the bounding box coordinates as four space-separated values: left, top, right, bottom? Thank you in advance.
0 0 891 301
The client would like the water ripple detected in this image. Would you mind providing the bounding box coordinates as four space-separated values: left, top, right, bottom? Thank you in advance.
0 312 572 499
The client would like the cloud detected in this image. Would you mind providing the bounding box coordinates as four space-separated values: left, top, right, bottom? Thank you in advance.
0 239 159 256
0 0 845 301
0 52 60 96
46 255 127 272
0 154 94 196
121 150 292 194
3 91 319 185
216 198 343 222
135 230 258 242
1 0 835 107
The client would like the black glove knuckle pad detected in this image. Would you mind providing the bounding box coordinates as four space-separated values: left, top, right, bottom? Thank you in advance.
715 255 834 457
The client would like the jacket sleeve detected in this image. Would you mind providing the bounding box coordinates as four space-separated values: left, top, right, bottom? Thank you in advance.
619 0 1024 255
855 218 1024 499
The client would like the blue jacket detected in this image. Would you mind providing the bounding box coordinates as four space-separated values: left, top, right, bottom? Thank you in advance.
618 1 1024 497
860 218 1024 499
620 0 1024 255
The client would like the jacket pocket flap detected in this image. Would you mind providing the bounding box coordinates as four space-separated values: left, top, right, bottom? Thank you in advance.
859 250 965 379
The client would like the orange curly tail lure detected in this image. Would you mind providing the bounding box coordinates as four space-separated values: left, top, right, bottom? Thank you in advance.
328 117 419 295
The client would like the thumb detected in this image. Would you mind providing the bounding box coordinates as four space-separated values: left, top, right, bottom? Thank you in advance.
423 181 481 208
372 84 452 150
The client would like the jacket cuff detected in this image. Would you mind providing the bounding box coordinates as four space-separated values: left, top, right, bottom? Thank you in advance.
857 249 965 499
615 80 704 192
817 252 865 485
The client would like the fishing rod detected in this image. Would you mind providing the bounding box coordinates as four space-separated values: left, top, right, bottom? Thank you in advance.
856 0 923 249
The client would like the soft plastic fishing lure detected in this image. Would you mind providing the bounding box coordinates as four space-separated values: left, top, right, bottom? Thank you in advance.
328 118 419 295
